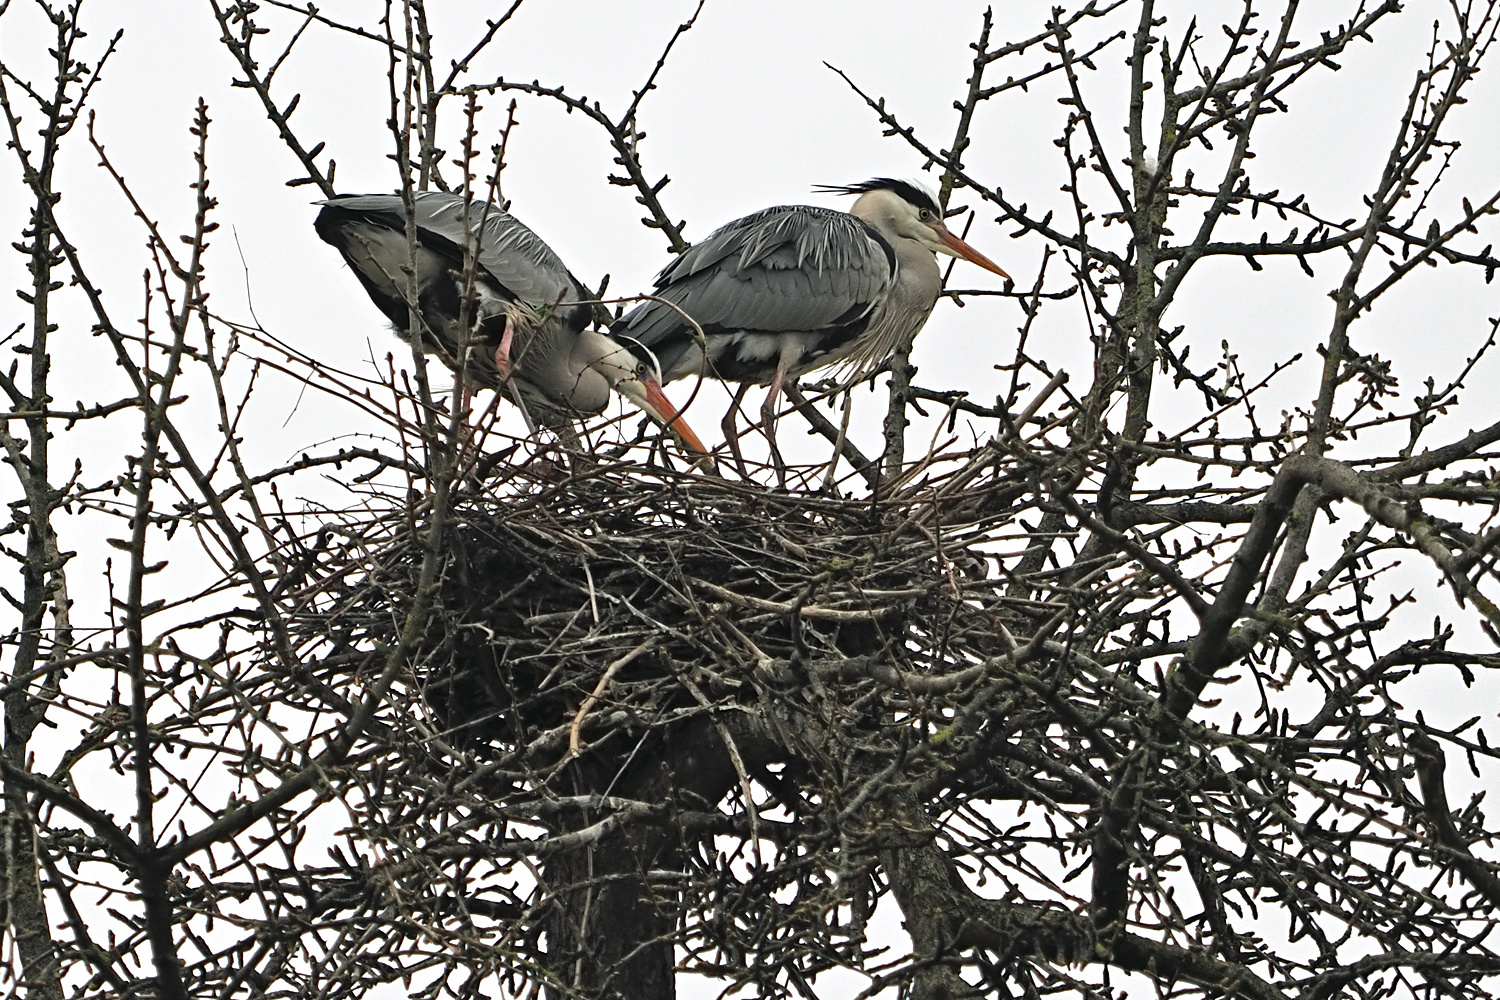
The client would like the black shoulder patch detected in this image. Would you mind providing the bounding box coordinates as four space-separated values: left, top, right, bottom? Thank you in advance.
855 219 897 274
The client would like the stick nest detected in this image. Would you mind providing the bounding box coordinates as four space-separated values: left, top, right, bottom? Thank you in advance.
408 454 1035 753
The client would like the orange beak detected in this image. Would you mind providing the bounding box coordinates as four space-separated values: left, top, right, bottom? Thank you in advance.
639 376 711 459
934 224 1010 280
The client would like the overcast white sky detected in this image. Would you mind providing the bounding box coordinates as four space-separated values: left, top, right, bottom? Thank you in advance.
2 1 1494 441
2 1 1499 995
2 0 1493 465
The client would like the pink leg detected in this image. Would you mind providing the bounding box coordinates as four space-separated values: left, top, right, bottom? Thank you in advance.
761 366 787 487
493 321 516 383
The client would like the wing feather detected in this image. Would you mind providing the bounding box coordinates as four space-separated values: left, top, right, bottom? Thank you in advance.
317 193 588 309
614 205 895 381
314 192 596 394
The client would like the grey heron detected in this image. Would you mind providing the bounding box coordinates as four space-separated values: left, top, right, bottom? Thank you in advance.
314 192 707 455
610 178 1009 466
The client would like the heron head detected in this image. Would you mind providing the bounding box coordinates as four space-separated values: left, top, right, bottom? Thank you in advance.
593 335 710 458
824 177 1011 280
607 335 664 386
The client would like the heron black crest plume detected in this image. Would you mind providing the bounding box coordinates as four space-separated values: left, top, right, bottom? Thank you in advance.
812 178 943 217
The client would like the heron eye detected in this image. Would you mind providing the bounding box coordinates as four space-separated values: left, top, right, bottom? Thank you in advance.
919 209 932 221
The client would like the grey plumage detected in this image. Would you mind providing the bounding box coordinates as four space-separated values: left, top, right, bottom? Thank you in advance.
314 192 592 396
609 178 1009 473
613 204 896 385
612 178 1008 393
314 191 709 454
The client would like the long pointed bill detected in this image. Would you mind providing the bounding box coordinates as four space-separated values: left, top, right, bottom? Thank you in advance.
621 376 711 459
934 225 1011 280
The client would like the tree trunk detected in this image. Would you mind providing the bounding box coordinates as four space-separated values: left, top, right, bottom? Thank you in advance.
541 716 767 1000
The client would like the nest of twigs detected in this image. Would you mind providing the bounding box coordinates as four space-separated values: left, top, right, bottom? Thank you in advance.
410 450 1037 755
283 444 1071 991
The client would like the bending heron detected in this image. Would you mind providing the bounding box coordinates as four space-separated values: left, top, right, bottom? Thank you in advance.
314 191 706 454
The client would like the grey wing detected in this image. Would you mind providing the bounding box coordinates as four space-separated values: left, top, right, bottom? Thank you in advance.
614 205 895 356
413 193 589 308
320 193 588 308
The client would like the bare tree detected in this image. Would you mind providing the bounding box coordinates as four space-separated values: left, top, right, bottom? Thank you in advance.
2 2 1500 999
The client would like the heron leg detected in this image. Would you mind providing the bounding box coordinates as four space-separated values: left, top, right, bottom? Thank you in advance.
493 321 516 382
721 382 753 479
761 367 787 488
491 319 542 437
508 381 539 437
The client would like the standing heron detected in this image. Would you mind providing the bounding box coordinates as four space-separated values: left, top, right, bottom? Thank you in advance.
314 192 706 455
611 178 1009 468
